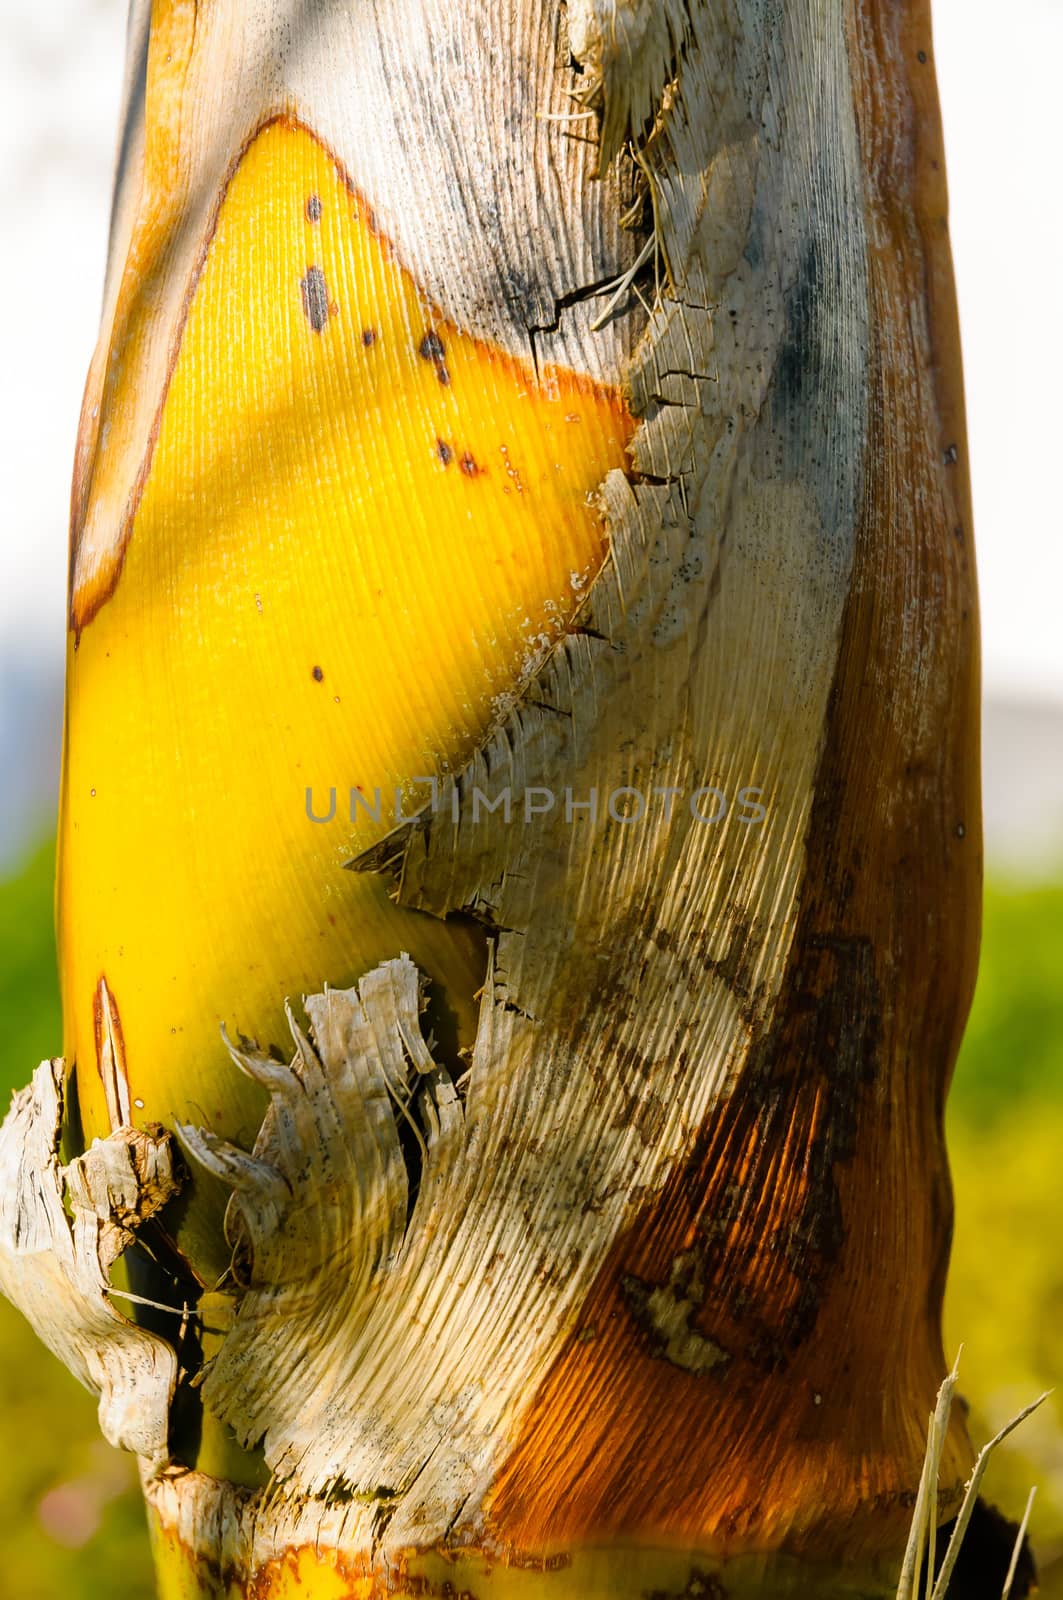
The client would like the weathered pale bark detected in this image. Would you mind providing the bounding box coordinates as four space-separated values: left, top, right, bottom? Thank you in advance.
0 0 990 1594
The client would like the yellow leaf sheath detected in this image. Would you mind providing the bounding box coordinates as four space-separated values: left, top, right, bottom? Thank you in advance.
58 117 633 1278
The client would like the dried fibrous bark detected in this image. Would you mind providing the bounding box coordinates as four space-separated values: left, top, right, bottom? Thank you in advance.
0 1061 179 1463
1 0 986 1594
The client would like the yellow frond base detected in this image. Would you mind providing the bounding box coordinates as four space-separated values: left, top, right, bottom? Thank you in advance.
59 116 632 1280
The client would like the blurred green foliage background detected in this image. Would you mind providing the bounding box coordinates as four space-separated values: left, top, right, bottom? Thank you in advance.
0 839 1060 1598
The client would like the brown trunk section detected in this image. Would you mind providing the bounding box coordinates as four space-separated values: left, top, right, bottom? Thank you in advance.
484 0 979 1562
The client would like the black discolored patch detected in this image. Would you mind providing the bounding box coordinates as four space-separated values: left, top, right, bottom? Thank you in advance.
300 267 331 333
460 452 481 477
924 1498 1036 1598
361 328 377 347
774 233 821 418
645 1570 727 1600
436 439 453 466
311 665 324 682
305 194 322 223
418 328 450 384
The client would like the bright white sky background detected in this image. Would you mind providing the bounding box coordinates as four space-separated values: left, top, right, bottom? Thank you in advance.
1 0 1061 694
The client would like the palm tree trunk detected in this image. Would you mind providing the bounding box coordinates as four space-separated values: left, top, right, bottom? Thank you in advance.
0 0 982 1595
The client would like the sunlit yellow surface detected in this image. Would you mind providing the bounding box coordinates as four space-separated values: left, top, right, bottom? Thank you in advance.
146 1520 895 1600
150 1523 373 1600
58 118 632 1277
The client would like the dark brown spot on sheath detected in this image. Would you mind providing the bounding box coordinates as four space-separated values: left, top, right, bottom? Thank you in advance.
437 439 453 466
362 328 377 347
301 267 331 333
305 194 323 223
312 665 324 682
460 452 481 477
419 328 451 385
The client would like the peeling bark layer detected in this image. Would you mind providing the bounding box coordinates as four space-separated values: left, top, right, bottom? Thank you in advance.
482 0 981 1559
0 1061 179 1464
5 0 982 1593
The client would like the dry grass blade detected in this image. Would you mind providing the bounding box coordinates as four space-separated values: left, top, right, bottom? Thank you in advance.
925 1405 940 1600
897 1351 962 1600
930 1393 1052 1600
999 1486 1037 1600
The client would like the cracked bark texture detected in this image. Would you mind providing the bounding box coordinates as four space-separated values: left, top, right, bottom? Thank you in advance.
1 0 984 1595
